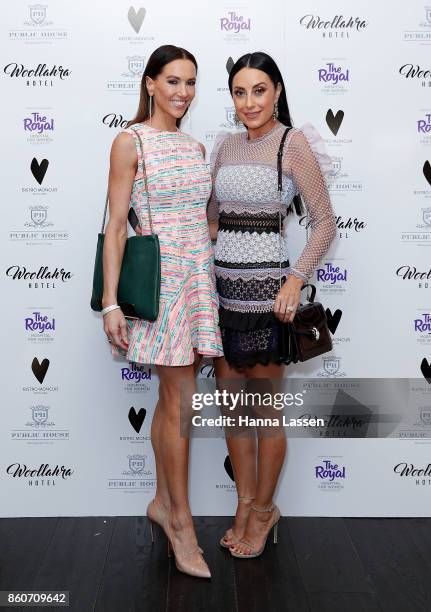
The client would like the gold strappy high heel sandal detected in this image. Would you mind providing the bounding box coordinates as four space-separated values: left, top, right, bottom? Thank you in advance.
219 496 255 549
229 502 281 559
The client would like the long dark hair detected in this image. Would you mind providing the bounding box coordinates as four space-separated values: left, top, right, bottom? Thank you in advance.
127 44 198 129
228 52 304 217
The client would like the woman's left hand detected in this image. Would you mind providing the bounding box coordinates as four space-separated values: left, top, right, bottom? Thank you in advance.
273 275 304 323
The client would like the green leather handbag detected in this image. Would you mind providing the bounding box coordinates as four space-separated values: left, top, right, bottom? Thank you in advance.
90 126 161 320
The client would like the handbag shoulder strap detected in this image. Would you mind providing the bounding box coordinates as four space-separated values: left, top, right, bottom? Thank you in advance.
101 124 154 235
277 126 314 300
277 126 293 289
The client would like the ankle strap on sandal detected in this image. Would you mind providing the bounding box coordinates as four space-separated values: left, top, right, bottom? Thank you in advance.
251 503 274 513
238 495 255 501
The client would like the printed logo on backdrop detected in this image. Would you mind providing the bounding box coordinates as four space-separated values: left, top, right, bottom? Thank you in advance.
398 406 431 439
400 205 431 246
300 410 364 438
300 213 366 239
316 355 347 378
23 111 54 144
396 265 431 289
399 64 431 88
21 157 58 196
199 362 215 378
417 112 431 144
6 462 73 486
410 161 431 207
327 155 363 196
21 357 58 395
324 109 352 147
107 57 145 94
299 14 368 38
102 113 130 129
10 405 70 443
314 458 346 491
118 6 154 43
5 265 72 289
204 106 241 144
421 357 431 383
315 261 348 295
215 454 237 494
121 363 152 393
108 454 156 491
9 206 69 245
3 63 71 87
213 58 234 95
119 407 151 443
24 309 56 343
318 60 350 95
324 308 350 347
417 206 431 228
402 6 431 43
220 10 251 43
394 462 431 486
8 5 68 43
414 311 431 346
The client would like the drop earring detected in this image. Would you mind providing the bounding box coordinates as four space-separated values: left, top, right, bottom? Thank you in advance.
273 101 279 121
234 111 241 127
149 95 153 125
183 105 191 132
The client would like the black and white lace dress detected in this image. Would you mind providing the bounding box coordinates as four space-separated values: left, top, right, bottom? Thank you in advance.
207 121 336 369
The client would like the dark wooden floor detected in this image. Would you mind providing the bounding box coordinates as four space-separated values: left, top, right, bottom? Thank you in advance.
0 516 430 611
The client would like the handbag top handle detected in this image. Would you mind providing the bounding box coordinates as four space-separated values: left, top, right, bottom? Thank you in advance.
100 125 154 235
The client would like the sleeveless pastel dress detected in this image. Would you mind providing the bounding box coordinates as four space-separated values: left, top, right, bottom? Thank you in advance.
111 123 223 366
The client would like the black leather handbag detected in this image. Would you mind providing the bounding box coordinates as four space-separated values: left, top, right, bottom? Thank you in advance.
90 126 161 320
277 127 332 362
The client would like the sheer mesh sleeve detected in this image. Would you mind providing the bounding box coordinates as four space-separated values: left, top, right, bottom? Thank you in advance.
207 132 231 223
284 128 337 281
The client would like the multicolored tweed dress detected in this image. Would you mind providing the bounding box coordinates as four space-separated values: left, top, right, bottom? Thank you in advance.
112 123 223 366
207 121 336 369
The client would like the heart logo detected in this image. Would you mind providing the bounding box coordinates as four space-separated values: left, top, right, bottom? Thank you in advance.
31 357 50 384
226 57 234 74
31 158 49 185
127 6 146 34
128 407 146 433
420 358 431 384
224 455 235 481
325 308 342 334
423 160 431 186
326 109 344 136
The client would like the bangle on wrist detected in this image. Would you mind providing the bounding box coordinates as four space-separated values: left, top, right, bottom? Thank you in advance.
101 304 120 317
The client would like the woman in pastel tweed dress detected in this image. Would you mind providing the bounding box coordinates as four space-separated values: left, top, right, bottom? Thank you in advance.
116 122 222 366
101 46 222 579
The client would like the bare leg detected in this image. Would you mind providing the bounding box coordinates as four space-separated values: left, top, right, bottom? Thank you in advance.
151 350 202 512
215 355 257 546
229 362 287 555
155 358 210 575
150 400 170 510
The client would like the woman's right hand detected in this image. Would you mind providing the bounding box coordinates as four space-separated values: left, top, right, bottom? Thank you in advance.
103 308 129 351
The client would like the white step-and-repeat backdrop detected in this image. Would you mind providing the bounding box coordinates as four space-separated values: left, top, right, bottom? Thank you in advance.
1 0 431 517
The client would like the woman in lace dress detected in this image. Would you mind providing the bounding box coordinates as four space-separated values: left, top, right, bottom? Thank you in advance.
208 52 336 558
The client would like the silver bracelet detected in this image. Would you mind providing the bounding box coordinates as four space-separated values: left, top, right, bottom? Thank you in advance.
101 304 120 317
